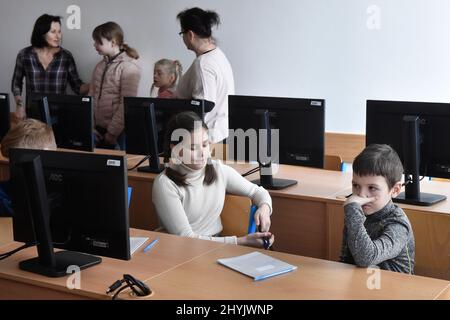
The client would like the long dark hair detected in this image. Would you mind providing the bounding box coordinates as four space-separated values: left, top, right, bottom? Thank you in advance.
31 14 61 48
92 21 139 59
177 7 220 38
163 111 217 186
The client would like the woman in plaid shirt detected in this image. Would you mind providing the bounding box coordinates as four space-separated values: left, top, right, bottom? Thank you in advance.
11 14 89 120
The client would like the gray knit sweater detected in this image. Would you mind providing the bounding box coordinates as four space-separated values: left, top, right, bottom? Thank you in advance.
340 200 415 274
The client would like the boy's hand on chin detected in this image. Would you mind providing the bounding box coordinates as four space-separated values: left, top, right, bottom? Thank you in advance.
345 194 376 207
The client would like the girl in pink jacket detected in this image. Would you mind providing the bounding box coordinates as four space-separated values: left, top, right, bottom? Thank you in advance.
89 21 141 150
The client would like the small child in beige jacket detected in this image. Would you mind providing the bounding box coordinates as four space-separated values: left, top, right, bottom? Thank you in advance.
89 21 141 150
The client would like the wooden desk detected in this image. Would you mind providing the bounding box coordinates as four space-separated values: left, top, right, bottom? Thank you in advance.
0 230 224 300
140 244 449 300
0 229 448 300
1 153 450 281
436 284 450 300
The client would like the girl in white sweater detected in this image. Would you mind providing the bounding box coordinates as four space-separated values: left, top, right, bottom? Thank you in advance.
152 112 274 247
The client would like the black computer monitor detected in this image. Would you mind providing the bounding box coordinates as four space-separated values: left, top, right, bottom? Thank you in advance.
10 148 130 274
26 93 94 151
124 97 214 173
228 95 325 189
0 93 10 142
366 99 449 206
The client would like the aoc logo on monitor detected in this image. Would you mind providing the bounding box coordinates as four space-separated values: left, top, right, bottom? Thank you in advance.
49 173 63 183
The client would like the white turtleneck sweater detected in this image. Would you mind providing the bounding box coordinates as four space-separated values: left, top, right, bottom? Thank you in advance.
152 160 272 244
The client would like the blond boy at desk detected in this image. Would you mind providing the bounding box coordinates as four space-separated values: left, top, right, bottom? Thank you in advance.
340 144 415 274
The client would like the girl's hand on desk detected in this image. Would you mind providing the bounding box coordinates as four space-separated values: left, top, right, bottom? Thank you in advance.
254 204 271 232
237 232 275 248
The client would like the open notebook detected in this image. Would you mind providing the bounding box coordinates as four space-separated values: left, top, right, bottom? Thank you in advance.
218 251 297 281
130 236 148 255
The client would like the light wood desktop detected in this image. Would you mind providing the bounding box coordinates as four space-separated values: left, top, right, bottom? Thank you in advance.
143 244 450 300
0 230 224 300
125 157 450 281
0 227 448 300
1 151 449 281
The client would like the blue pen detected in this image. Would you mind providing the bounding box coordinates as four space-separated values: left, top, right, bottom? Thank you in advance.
143 237 159 253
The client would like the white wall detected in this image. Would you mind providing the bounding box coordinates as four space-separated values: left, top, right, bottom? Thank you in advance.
1 0 450 134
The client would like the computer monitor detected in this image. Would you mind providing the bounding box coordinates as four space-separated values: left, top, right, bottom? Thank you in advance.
26 93 94 152
0 93 10 142
228 95 325 189
124 97 214 173
366 99 449 206
10 148 130 273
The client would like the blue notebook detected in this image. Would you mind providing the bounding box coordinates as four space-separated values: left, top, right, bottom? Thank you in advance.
218 251 297 281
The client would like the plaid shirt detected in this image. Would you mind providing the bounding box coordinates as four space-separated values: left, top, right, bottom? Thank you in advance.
11 46 84 97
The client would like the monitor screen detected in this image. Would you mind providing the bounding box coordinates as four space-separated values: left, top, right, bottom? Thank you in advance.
26 93 94 152
366 100 450 179
228 95 325 168
0 93 10 142
124 97 214 157
10 148 130 260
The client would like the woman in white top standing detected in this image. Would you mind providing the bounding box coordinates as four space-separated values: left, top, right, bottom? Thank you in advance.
175 7 235 144
152 111 274 247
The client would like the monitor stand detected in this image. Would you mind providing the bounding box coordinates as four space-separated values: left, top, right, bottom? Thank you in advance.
252 163 297 190
393 116 446 206
251 110 297 190
394 191 446 207
20 251 101 278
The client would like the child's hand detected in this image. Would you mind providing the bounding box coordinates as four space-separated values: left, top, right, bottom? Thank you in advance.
237 232 275 248
344 194 376 207
254 204 271 232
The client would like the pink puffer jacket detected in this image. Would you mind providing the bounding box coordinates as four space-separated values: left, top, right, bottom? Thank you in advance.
89 52 141 137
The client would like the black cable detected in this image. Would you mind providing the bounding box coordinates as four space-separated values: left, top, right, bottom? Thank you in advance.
402 175 427 187
107 274 151 300
112 284 130 300
242 166 260 177
127 156 149 171
0 235 72 261
0 242 35 260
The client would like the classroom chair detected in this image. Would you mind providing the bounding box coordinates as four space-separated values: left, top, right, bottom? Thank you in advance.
220 194 252 237
324 154 343 171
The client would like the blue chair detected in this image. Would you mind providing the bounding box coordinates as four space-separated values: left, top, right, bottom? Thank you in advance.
127 186 132 209
248 205 258 234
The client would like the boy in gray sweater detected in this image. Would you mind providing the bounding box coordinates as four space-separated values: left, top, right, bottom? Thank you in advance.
340 144 415 274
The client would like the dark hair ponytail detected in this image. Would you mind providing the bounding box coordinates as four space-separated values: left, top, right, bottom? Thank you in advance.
163 111 217 186
177 7 220 38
